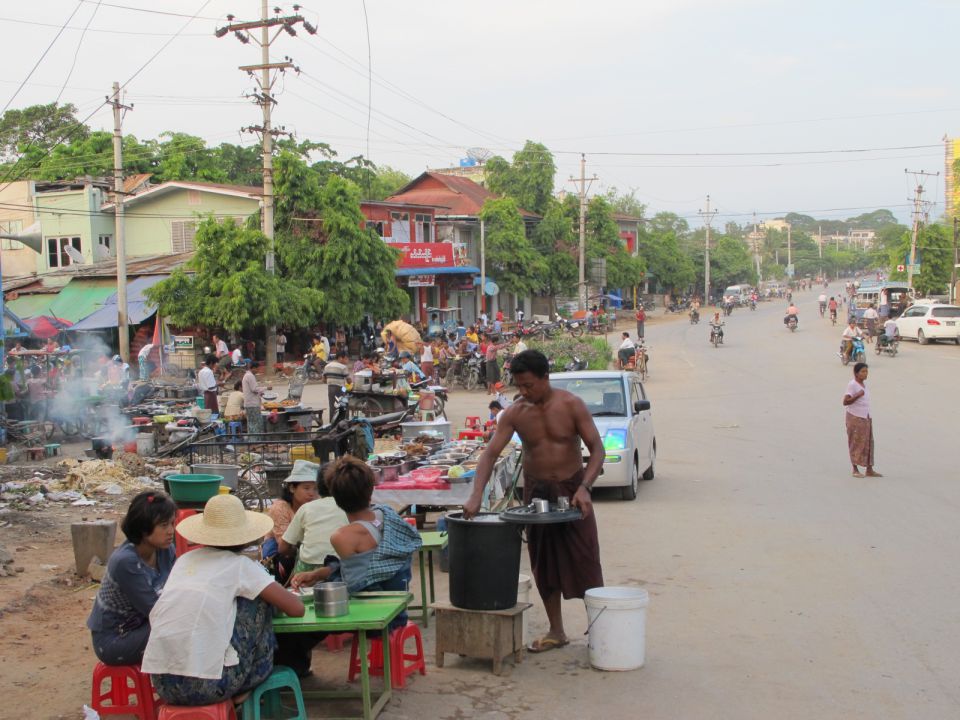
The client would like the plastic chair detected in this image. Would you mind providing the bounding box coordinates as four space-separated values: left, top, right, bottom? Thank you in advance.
323 632 352 652
464 416 481 429
239 665 306 720
457 430 484 441
44 443 61 457
174 508 202 557
158 701 237 719
228 421 243 436
90 662 156 720
347 622 426 689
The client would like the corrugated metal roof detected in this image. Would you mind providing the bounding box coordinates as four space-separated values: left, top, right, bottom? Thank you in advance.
70 275 168 330
388 172 539 219
103 180 262 210
5 277 116 323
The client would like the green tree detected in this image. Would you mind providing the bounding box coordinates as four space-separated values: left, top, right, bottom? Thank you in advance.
711 236 755 289
154 132 228 183
602 187 646 218
145 217 324 332
887 224 952 295
211 143 262 186
533 201 578 297
31 131 156 180
478 197 547 297
648 212 689 238
645 231 695 293
274 152 408 324
485 140 556 215
0 102 88 162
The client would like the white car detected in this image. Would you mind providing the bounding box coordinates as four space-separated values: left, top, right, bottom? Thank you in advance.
544 370 656 500
895 303 960 344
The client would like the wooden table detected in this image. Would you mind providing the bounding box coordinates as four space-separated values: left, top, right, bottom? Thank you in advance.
273 593 411 719
432 601 532 675
409 531 447 628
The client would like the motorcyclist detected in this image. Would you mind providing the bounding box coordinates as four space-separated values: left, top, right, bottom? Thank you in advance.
783 303 799 327
750 292 758 309
878 317 898 349
689 306 700 323
840 320 863 362
818 293 827 317
304 335 326 376
709 313 725 343
617 332 636 369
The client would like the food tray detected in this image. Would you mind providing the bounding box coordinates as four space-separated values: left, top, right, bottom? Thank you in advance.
499 505 583 524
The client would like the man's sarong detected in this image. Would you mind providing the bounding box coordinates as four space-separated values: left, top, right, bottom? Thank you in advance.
846 413 874 467
523 470 603 600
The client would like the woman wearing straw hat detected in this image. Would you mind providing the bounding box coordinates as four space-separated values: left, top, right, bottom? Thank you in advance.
142 494 304 707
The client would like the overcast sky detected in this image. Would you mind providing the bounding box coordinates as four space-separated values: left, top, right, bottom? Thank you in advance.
5 0 960 227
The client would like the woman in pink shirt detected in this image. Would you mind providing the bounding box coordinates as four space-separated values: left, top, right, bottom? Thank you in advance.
842 362 881 478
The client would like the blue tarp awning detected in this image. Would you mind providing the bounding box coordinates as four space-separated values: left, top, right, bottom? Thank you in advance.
395 266 480 277
70 275 168 331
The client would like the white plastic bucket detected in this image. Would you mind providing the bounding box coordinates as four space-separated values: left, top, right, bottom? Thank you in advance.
517 574 532 645
136 435 154 456
584 586 649 671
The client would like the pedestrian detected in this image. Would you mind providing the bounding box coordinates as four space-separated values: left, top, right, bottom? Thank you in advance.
483 334 505 394
843 362 882 478
137 342 155 381
464 350 604 654
242 361 266 434
322 349 350 416
862 303 879 344
197 355 219 414
276 331 286 364
634 304 646 340
212 334 231 381
419 341 435 383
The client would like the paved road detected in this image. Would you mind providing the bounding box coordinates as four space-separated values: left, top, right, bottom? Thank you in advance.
304 298 960 719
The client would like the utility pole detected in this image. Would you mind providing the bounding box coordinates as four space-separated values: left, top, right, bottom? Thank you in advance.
905 169 939 290
817 225 823 279
752 213 763 282
216 3 315 374
952 216 958 304
568 154 597 311
786 222 792 275
108 82 133 363
698 195 717 304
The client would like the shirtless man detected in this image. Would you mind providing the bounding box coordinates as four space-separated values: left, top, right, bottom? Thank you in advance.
463 350 604 653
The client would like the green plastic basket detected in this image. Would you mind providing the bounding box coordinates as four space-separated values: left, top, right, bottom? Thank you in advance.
165 474 224 503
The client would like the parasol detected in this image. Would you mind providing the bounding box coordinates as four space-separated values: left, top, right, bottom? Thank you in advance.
25 315 73 339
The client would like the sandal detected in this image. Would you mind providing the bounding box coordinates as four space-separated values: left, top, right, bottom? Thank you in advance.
865 471 883 477
852 471 865 478
528 635 569 653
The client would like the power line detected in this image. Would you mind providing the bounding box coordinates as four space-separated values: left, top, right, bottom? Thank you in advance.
2 1 83 114
55 1 102 104
0 13 207 36
76 0 221 20
120 0 212 90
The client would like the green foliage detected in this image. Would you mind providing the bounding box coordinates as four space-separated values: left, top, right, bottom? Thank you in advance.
145 217 324 332
711 236 755 288
887 224 953 295
526 335 613 371
0 102 88 162
643 231 696 293
154 132 228 183
485 140 556 215
602 187 646 218
648 212 689 237
479 197 547 297
533 201 578 297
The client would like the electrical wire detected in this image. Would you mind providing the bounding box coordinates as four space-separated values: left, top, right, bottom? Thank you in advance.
55 0 102 105
76 0 221 21
120 0 212 90
2 1 83 114
0 14 207 36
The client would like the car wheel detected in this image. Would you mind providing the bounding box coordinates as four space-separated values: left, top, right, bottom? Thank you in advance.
621 458 639 500
955 336 960 346
642 440 656 480
919 329 928 345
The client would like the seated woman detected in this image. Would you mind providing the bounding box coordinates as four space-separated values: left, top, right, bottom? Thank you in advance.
222 380 244 424
87 491 177 666
262 461 321 584
325 456 422 630
142 494 304 707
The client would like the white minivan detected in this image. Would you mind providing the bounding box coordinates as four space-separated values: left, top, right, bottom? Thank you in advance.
724 285 751 305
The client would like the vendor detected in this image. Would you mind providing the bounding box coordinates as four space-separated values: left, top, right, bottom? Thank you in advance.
262 461 321 584
399 351 426 381
142 494 305 707
87 491 177 666
197 355 220 415
222 380 244 423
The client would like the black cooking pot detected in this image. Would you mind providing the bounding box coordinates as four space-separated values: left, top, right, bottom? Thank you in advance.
91 437 113 460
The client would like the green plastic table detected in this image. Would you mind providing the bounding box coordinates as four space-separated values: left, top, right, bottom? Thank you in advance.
410 531 448 628
273 592 411 720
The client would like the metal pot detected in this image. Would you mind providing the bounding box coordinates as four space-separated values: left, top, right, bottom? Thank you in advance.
314 581 349 617
380 464 401 483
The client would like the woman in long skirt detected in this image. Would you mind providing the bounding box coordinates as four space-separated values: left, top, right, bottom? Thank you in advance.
842 362 882 478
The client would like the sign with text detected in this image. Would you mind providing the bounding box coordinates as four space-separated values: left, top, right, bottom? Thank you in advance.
172 335 194 350
396 242 453 268
408 275 436 287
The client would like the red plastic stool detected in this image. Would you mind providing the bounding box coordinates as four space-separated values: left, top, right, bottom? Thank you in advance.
347 622 426 689
90 662 156 720
464 416 481 429
457 429 484 441
323 632 352 652
158 701 237 719
174 509 202 557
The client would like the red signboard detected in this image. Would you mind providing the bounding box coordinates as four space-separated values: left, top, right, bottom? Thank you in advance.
396 242 454 268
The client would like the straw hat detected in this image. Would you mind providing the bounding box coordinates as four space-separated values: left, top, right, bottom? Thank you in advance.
176 494 273 547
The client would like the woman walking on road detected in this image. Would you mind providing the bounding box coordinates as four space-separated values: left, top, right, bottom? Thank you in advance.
843 362 882 478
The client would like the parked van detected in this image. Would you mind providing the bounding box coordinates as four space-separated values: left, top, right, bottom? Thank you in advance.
723 285 752 305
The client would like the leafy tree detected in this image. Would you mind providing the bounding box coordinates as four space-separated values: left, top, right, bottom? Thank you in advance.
274 152 408 324
0 102 88 162
485 140 556 215
711 236 755 289
602 187 646 218
211 143 262 186
648 212 689 238
30 131 156 180
887 224 952 295
644 231 695 294
145 217 324 332
478 197 547 297
533 201 578 297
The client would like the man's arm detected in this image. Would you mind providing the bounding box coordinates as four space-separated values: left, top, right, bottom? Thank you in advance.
463 408 517 519
570 396 604 519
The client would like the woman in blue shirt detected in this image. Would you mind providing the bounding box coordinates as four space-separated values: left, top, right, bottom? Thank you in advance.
87 491 177 665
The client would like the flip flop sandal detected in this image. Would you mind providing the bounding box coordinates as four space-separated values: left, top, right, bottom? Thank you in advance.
852 471 865 478
528 636 569 653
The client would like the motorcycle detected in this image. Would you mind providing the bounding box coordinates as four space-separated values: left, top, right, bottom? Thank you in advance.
840 336 866 365
723 302 734 317
875 334 899 357
830 309 838 326
294 353 325 381
556 317 584 338
709 324 724 348
666 297 691 314
749 299 757 311
409 378 450 417
564 356 588 372
785 315 798 332
501 353 514 386
689 309 700 325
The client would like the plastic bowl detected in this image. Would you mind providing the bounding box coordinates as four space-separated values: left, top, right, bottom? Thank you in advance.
166 473 224 503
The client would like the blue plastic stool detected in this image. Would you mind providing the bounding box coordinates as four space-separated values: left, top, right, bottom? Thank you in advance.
228 421 243 436
240 666 306 720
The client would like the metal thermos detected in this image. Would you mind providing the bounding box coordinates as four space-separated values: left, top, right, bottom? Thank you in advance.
532 498 550 513
313 581 349 617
